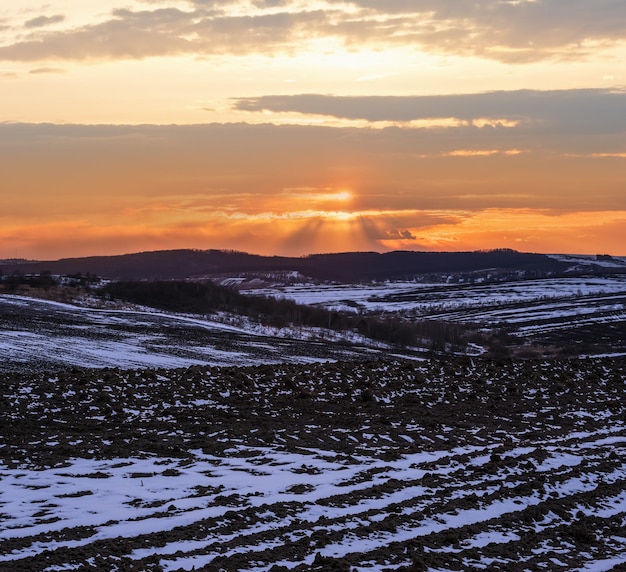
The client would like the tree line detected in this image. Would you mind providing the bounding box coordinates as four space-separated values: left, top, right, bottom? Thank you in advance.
0 271 99 290
100 280 468 350
0 270 57 290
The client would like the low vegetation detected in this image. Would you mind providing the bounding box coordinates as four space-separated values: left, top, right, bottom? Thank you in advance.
4 270 620 358
100 280 469 350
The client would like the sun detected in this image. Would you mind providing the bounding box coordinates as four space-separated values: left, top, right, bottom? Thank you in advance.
332 190 353 202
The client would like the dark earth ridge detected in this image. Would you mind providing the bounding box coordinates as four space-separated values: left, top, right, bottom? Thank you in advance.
4 248 583 282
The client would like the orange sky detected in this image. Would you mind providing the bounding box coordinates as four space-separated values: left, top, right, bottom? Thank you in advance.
1 2 625 259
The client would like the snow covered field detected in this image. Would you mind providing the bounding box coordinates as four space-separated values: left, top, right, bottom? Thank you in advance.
1 273 625 369
0 295 418 371
1 276 626 570
251 276 626 355
1 358 625 571
250 276 626 316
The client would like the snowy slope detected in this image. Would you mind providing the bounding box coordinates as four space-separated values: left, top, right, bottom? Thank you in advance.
0 294 419 371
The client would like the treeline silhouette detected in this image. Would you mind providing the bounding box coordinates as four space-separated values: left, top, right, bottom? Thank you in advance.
0 271 57 290
100 280 467 349
0 271 99 290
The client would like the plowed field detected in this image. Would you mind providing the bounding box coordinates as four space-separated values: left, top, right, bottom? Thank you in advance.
1 357 625 571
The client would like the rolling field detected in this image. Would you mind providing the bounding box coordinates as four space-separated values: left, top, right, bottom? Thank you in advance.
1 275 625 570
0 295 417 372
252 276 626 356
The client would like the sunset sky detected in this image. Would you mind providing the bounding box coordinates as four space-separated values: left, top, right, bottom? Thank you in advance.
1 1 625 259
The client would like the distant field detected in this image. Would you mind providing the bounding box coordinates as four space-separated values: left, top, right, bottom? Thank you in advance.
1 274 625 372
251 276 626 356
250 276 626 315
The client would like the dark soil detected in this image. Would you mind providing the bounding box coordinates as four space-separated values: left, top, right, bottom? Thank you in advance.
1 357 625 571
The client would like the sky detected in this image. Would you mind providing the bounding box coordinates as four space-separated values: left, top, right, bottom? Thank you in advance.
1 1 625 260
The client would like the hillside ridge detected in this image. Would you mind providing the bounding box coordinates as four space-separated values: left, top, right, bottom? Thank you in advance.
4 248 623 282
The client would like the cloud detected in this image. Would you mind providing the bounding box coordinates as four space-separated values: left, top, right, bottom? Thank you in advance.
28 66 64 74
0 1 624 63
328 0 626 62
0 7 331 61
24 14 65 29
233 89 626 135
384 229 416 240
1 120 625 221
1 9 196 61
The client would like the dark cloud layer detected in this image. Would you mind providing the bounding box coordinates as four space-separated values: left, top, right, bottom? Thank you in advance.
234 89 626 135
1 1 625 62
1 119 624 212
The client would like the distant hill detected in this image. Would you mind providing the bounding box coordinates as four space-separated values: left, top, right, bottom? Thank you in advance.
6 250 296 281
3 248 623 283
301 250 566 282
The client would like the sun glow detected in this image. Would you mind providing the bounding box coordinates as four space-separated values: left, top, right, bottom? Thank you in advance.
285 188 353 202
2 207 625 260
330 190 352 202
2 0 625 259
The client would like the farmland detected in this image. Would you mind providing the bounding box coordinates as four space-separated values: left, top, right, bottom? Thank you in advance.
0 294 417 372
1 270 625 571
250 276 626 357
1 357 625 571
